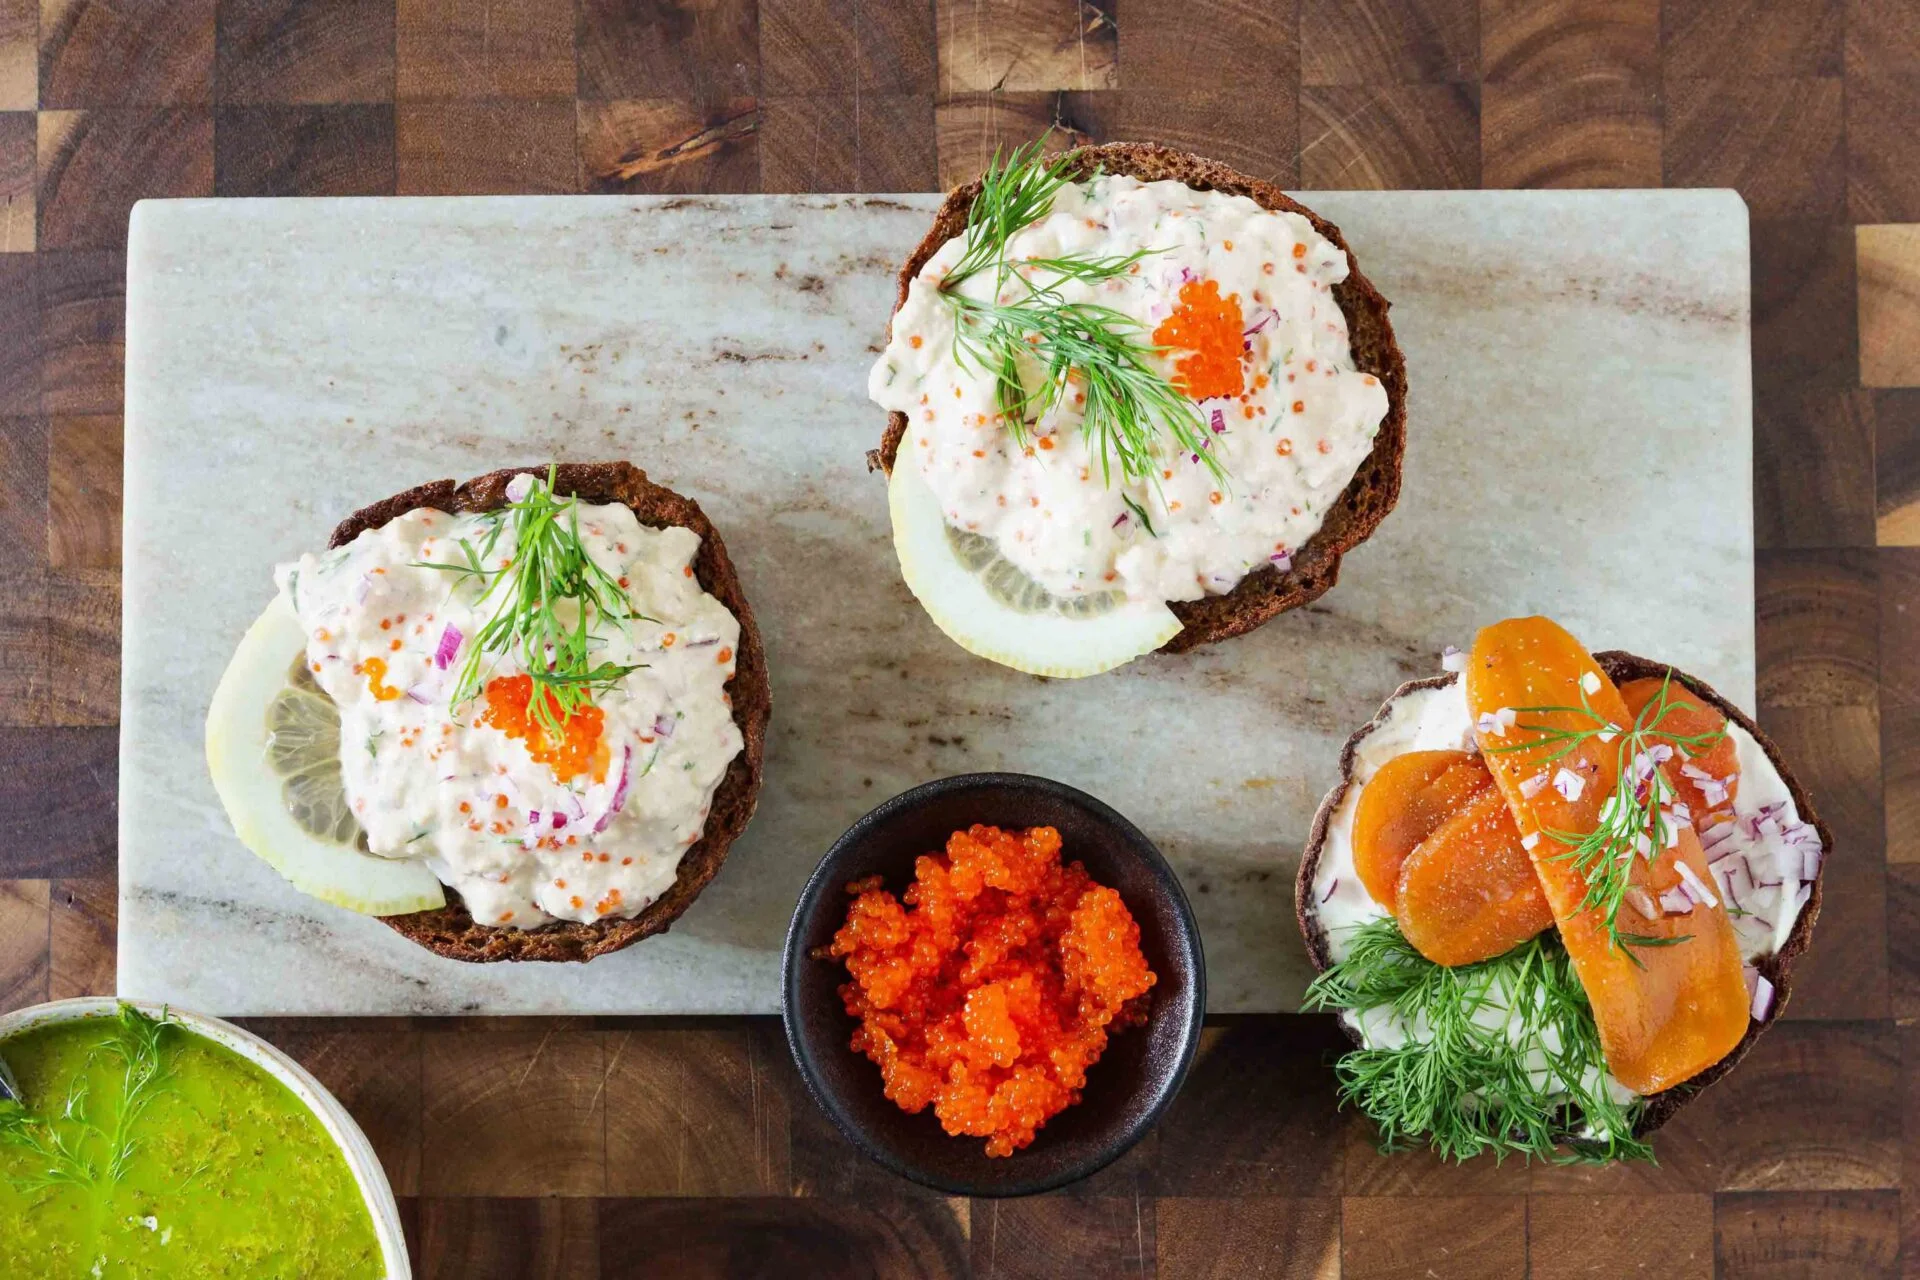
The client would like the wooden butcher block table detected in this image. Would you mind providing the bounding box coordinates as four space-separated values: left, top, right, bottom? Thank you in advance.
2 2 1914 1275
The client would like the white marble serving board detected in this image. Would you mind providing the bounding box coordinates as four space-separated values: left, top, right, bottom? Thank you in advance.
120 189 1753 1016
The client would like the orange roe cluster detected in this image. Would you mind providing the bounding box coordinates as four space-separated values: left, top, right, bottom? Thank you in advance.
827 825 1156 1158
479 674 609 782
1151 278 1247 401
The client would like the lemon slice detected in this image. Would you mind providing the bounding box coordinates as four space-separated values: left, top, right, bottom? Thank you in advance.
888 446 1181 678
205 593 446 916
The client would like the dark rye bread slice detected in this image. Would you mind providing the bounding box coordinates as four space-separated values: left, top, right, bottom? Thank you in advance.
869 141 1409 654
1294 653 1828 1140
326 462 770 963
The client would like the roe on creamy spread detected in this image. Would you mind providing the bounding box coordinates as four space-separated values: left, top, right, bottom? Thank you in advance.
870 173 1391 605
274 488 743 930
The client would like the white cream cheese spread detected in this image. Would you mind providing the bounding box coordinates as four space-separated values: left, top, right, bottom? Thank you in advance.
870 174 1390 605
1308 665 1822 1102
274 492 742 930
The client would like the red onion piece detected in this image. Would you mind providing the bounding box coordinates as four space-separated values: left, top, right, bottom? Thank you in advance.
592 746 634 835
1750 972 1775 1020
1658 886 1694 915
1320 877 1337 904
435 623 464 670
1210 408 1226 434
652 714 676 740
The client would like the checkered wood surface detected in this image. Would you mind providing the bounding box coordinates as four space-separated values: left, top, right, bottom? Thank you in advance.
0 0 1915 1275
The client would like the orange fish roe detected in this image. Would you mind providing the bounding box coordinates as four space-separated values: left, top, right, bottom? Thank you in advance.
826 825 1156 1158
478 674 608 782
354 656 403 702
1151 279 1246 401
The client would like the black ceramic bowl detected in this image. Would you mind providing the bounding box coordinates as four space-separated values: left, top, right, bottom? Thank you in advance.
781 772 1205 1197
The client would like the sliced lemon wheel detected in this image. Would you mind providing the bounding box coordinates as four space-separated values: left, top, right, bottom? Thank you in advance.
888 446 1181 678
205 592 445 917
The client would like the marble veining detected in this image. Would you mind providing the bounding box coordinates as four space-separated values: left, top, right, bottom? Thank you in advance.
120 190 1753 1015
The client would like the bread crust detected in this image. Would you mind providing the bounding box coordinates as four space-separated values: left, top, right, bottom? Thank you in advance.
325 462 770 963
1294 653 1828 1140
869 141 1409 653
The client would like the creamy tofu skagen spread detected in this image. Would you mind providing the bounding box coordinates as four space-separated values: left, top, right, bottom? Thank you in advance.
869 174 1390 605
275 492 743 930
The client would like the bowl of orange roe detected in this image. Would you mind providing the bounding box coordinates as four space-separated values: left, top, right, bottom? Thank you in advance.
781 773 1205 1196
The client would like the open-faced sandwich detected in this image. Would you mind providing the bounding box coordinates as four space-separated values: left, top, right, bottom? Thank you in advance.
205 463 769 962
868 140 1407 678
1298 616 1826 1160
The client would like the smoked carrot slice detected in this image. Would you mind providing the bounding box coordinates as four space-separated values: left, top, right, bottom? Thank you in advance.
1394 785 1556 966
1351 750 1489 909
1619 676 1739 833
1466 617 1750 1095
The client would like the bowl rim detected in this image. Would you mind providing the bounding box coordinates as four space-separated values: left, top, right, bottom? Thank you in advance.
780 770 1206 1197
0 997 411 1280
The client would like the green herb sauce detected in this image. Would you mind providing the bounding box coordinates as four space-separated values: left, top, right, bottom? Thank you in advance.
0 1009 383 1278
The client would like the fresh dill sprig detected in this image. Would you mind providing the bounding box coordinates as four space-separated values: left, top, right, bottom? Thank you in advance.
938 137 1222 488
1487 673 1729 957
416 466 643 738
0 1004 178 1194
1303 918 1651 1164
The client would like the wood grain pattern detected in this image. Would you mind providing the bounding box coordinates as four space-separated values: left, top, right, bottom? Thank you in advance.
0 878 48 1014
0 0 31 111
1664 75 1844 219
0 725 114 877
1298 84 1478 190
760 0 936 95
1714 1190 1901 1278
1155 1197 1340 1279
0 107 32 251
396 100 577 195
1754 220 1861 394
575 0 758 106
395 0 574 100
1119 0 1299 92
216 0 395 105
1663 0 1843 78
1756 548 1882 706
0 3 1905 1272
214 104 396 196
1480 0 1658 83
1341 1195 1527 1279
1299 0 1476 84
973 1198 1151 1278
577 97 758 194
1756 389 1878 549
1150 1021 1345 1197
46 872 113 1001
596 1196 971 1279
416 1197 599 1280
39 0 215 107
603 1027 790 1196
45 411 116 567
0 415 46 571
1848 74 1920 224
934 0 1114 94
36 109 213 250
1756 707 1887 1018
1481 72 1660 189
1858 223 1920 388
37 249 118 413
1528 1194 1714 1279
420 1031 607 1196
1877 390 1920 544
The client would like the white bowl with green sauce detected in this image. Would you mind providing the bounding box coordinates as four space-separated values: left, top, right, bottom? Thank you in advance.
0 999 409 1278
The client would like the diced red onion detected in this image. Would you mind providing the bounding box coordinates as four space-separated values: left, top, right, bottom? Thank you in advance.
1242 309 1277 338
1749 971 1775 1020
1441 645 1467 674
1210 408 1226 434
1801 847 1823 880
1112 512 1129 529
652 714 676 740
353 573 373 605
1658 886 1694 915
435 623 464 670
1520 772 1548 799
592 746 634 835
1521 832 1540 852
405 683 434 705
505 472 535 502
1625 886 1658 920
1675 860 1718 908
1269 552 1292 570
1552 768 1585 803
1320 877 1338 904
